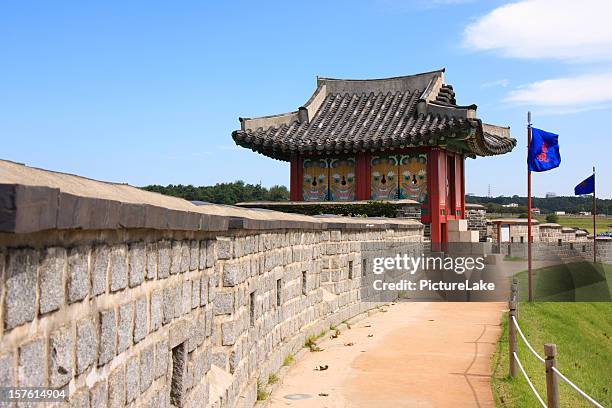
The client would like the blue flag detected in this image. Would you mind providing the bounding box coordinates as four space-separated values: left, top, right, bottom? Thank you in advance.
527 127 560 172
575 174 594 195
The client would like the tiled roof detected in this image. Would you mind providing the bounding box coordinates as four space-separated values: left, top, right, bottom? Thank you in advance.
232 69 516 161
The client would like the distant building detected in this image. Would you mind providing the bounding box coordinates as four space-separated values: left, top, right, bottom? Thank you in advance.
578 211 591 216
531 207 541 215
466 192 475 197
554 211 566 215
502 203 519 208
546 192 557 198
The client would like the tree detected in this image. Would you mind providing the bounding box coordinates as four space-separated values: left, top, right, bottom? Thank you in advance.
141 181 289 205
546 213 559 223
465 195 611 215
267 185 290 201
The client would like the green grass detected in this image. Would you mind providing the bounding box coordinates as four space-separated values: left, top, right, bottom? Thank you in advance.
268 373 279 385
304 329 327 348
304 335 317 348
534 215 611 234
282 353 294 366
256 380 269 401
514 262 612 301
491 302 612 407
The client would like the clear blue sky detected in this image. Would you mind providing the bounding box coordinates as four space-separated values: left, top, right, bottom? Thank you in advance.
1 0 610 197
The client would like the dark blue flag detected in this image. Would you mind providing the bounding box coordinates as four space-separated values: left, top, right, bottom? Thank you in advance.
574 174 594 195
527 127 560 172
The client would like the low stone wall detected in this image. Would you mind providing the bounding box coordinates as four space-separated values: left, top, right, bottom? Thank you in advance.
575 230 588 241
466 206 487 242
539 223 563 243
488 220 541 243
0 160 423 408
560 227 572 242
490 221 598 246
499 238 612 264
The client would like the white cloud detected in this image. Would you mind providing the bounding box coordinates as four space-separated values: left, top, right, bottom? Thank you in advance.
481 79 509 88
505 72 612 109
464 0 612 61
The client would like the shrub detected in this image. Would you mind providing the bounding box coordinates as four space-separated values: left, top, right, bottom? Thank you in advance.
282 354 294 366
239 200 399 218
268 373 279 385
256 380 269 401
546 213 559 223
304 335 317 348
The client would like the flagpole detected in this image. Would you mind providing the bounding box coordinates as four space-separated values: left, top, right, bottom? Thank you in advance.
593 166 596 263
527 112 533 302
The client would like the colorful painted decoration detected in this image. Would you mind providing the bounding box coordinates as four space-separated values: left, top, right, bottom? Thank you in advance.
370 155 399 199
303 153 425 202
399 154 427 203
302 158 329 201
329 158 355 201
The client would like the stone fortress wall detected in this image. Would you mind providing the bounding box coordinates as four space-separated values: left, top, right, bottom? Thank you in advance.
465 204 488 242
0 160 423 408
1 159 609 408
480 218 612 264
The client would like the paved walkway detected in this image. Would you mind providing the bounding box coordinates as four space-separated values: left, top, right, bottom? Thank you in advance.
268 302 505 408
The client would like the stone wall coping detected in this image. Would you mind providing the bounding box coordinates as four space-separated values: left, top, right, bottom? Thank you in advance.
0 160 422 234
465 203 486 210
488 218 540 225
538 223 562 228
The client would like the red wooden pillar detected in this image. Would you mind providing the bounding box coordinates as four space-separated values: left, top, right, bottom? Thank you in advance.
452 154 462 218
440 150 448 242
446 153 456 218
355 152 371 200
429 148 445 244
459 155 466 219
289 156 302 201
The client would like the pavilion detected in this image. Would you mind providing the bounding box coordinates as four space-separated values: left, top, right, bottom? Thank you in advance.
232 69 516 242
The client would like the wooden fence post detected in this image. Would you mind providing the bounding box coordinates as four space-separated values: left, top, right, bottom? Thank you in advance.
511 279 519 318
508 301 517 377
544 343 560 408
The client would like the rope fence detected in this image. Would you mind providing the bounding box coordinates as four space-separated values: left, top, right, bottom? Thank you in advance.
551 367 604 408
512 351 547 407
511 316 545 364
507 282 606 408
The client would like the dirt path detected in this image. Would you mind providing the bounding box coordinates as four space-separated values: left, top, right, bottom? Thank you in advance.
267 302 505 408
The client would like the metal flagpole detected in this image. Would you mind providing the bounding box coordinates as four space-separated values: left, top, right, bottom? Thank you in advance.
527 112 533 302
593 166 596 264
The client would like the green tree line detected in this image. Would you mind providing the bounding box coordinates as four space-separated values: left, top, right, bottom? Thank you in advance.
141 181 289 205
466 195 612 215
141 182 610 214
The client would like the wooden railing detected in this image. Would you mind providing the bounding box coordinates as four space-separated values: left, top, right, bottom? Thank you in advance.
507 282 605 408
